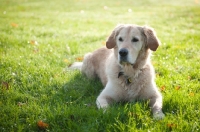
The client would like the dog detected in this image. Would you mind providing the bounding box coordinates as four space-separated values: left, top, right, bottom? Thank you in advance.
70 24 165 119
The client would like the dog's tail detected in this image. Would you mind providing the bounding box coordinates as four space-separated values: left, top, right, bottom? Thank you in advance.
69 62 83 70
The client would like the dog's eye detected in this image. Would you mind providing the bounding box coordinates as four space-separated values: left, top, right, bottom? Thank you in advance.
119 37 123 42
132 38 139 42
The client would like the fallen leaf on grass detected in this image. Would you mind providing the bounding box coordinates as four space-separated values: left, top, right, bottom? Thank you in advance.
160 85 166 92
167 123 177 130
76 57 83 61
28 40 38 45
102 41 106 45
189 92 195 97
64 59 69 63
1 82 9 90
175 86 181 90
11 23 18 27
37 120 49 129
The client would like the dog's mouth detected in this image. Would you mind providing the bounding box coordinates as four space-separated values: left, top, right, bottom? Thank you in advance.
119 57 135 66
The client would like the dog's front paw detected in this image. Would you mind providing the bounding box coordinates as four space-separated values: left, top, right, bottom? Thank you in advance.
96 101 109 113
96 99 109 109
153 111 165 120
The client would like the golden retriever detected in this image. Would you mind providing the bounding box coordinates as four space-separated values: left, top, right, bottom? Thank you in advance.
70 24 165 119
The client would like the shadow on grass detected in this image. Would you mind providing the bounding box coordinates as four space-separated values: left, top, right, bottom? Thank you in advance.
46 72 106 131
46 72 171 131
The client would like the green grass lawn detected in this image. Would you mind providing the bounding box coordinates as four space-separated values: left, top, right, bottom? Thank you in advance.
0 0 200 131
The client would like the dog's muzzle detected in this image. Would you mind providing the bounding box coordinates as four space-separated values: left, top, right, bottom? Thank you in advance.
119 48 129 63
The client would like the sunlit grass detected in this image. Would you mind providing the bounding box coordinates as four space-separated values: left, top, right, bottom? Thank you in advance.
0 0 200 131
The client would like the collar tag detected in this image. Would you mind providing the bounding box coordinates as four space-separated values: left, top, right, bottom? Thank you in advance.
118 72 132 85
126 78 132 84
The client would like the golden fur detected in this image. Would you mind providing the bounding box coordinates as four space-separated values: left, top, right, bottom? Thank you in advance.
71 24 164 119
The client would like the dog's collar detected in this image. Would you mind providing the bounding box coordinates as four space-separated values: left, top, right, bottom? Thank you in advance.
118 72 132 85
118 72 124 78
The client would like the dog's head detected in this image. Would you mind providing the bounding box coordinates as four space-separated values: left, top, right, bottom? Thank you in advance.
106 24 160 65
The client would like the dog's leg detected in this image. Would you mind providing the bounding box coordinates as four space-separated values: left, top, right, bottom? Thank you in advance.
96 92 114 109
96 95 112 109
96 83 118 109
149 93 165 119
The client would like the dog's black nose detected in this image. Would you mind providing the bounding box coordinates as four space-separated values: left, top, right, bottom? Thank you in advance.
119 48 128 57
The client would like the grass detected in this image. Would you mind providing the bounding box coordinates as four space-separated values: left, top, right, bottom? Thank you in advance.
0 0 200 131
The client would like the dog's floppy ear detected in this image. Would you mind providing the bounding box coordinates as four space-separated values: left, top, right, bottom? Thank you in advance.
143 26 160 51
106 24 124 49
